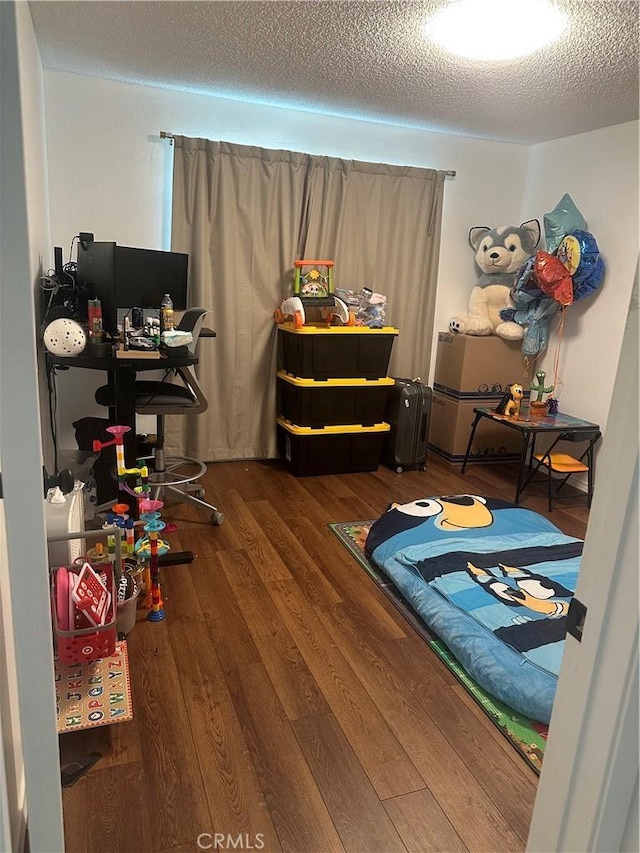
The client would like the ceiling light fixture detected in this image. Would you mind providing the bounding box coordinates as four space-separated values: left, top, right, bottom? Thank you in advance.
424 0 568 61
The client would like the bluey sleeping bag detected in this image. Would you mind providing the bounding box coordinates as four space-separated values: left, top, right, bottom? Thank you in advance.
365 495 582 723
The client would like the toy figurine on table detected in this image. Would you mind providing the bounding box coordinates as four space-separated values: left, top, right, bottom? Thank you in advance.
274 260 355 328
494 383 524 418
529 370 554 417
531 370 554 402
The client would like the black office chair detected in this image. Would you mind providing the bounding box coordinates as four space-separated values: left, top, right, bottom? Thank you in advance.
527 429 601 512
95 307 223 525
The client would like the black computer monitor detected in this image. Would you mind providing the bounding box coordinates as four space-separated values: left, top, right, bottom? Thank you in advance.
77 241 189 336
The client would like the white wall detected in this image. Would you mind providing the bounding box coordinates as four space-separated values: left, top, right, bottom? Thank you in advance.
0 0 52 843
522 121 639 434
43 70 529 448
1 2 64 850
42 71 638 453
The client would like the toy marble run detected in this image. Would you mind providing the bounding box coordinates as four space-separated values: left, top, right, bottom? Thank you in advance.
93 426 151 502
92 425 169 622
137 502 166 622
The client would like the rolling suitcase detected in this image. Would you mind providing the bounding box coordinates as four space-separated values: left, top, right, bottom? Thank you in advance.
382 378 432 473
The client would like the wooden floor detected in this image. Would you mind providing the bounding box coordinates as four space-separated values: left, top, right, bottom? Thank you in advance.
59 453 589 853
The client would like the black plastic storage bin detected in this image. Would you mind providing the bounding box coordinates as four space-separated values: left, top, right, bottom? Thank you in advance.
277 371 393 428
277 418 390 476
277 323 398 380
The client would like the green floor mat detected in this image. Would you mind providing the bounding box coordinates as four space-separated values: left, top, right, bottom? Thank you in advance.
329 520 548 774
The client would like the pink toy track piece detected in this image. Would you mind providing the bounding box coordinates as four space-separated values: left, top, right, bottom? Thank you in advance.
139 499 163 514
107 425 131 439
93 424 132 453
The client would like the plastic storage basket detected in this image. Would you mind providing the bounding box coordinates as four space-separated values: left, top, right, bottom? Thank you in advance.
51 562 117 664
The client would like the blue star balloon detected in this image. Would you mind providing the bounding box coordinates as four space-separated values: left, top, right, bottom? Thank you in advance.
543 193 586 254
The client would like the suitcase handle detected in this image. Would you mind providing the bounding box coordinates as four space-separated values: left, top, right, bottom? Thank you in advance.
420 412 428 442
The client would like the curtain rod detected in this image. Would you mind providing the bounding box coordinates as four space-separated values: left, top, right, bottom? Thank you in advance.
159 132 456 176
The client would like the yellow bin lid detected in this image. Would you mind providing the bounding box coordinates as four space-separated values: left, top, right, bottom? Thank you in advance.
277 417 390 436
277 371 394 388
277 322 398 335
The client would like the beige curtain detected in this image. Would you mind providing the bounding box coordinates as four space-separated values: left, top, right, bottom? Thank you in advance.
169 136 445 461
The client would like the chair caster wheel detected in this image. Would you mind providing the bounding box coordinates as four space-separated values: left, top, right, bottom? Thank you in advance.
194 488 205 500
211 512 224 526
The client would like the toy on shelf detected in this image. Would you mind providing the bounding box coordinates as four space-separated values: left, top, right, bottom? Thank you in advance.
494 383 524 418
335 287 388 328
295 260 334 299
275 294 352 328
274 260 355 328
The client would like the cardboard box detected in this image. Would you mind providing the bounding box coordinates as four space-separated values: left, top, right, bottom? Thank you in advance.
433 331 531 400
428 391 523 464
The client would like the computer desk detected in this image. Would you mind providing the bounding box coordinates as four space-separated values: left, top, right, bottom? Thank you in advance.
48 344 204 564
47 347 198 467
48 329 216 565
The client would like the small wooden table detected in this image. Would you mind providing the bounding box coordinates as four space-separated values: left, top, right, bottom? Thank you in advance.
461 405 600 504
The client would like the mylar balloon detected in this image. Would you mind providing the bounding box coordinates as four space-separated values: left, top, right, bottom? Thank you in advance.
562 229 605 301
543 193 586 254
557 234 581 275
534 251 574 306
514 255 545 298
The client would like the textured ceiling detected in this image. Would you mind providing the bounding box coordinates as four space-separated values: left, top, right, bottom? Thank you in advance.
29 0 639 145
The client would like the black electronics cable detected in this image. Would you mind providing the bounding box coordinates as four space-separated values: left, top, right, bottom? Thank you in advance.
46 360 60 472
39 253 85 326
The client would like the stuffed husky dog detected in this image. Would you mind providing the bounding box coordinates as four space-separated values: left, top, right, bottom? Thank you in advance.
450 220 541 340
